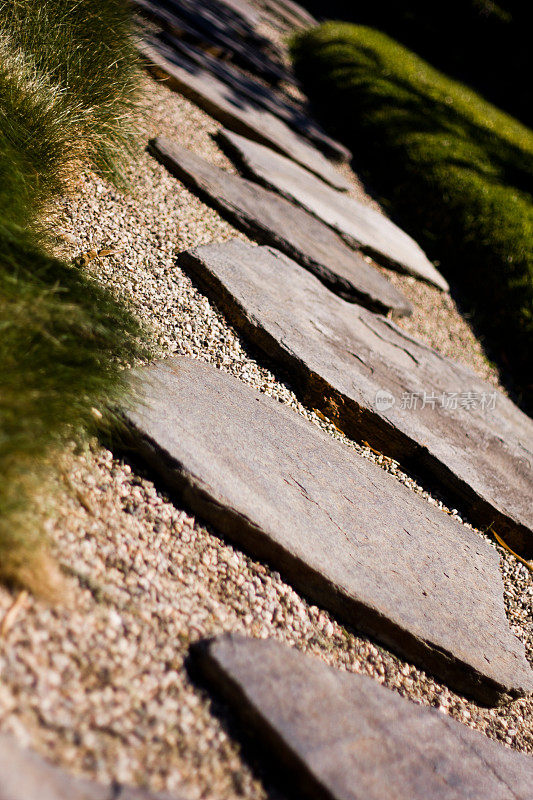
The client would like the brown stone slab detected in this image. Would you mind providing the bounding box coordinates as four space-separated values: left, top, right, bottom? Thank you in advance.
158 33 351 162
150 137 410 315
138 37 351 191
220 129 449 289
194 635 533 800
124 355 532 703
133 0 290 83
0 733 181 800
178 239 533 558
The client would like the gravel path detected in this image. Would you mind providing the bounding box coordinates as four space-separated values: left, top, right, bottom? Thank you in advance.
0 17 531 800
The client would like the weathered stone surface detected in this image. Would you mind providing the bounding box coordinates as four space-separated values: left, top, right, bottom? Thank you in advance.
158 33 351 162
0 733 180 800
178 239 533 558
220 129 448 290
151 137 410 315
162 0 274 52
133 0 290 83
125 355 532 703
138 37 351 191
194 635 533 800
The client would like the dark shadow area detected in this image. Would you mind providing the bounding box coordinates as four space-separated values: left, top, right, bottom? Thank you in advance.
298 0 532 128
185 645 301 800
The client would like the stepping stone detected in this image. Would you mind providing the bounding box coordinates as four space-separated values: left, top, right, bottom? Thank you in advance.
124 355 532 703
162 0 283 60
138 36 351 191
151 138 411 316
178 239 533 558
194 635 533 800
133 0 292 85
158 33 351 162
220 129 449 290
0 733 182 800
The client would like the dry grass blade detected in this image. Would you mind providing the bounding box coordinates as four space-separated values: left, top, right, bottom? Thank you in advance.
0 590 28 637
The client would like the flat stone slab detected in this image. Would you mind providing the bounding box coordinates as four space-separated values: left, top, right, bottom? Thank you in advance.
161 0 276 52
134 0 290 84
178 239 533 558
0 733 182 800
158 33 351 162
194 635 533 800
220 130 448 290
151 138 410 315
124 355 532 703
138 36 351 191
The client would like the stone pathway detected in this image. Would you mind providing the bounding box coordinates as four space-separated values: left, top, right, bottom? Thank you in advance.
177 240 533 557
194 635 533 800
2 0 531 796
124 356 531 703
0 733 181 800
137 35 351 191
219 129 449 290
150 137 411 315
155 32 350 162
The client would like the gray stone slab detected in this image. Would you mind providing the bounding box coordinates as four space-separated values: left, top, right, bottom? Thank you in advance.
162 0 272 49
124 355 533 703
138 37 351 191
0 733 181 800
151 137 411 315
194 635 533 800
133 0 290 83
220 129 449 290
177 239 533 558
158 33 351 162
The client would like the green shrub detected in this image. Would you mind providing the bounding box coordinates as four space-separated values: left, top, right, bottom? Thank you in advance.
0 0 146 593
292 23 533 405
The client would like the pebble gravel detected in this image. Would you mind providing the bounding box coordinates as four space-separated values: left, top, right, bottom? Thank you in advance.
0 15 531 800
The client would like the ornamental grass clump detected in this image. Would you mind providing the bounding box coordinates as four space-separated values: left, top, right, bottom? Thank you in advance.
0 0 147 593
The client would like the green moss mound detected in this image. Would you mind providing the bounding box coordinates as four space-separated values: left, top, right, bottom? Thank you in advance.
292 23 533 405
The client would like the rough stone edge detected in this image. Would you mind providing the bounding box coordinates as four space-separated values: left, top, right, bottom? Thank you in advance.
177 246 533 559
217 129 450 292
122 374 526 706
149 137 412 317
188 635 332 800
137 41 352 191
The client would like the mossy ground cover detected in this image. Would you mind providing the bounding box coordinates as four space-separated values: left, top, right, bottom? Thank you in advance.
0 0 148 593
292 23 533 407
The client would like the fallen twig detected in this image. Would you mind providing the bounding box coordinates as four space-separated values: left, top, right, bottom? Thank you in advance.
0 590 29 638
